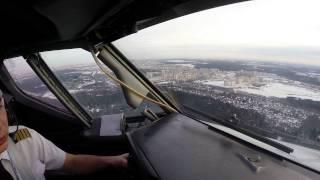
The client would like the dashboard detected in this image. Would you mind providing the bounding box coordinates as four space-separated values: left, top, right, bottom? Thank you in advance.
126 113 319 180
84 112 319 180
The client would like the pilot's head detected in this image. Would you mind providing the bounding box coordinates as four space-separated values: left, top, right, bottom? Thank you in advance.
0 88 9 153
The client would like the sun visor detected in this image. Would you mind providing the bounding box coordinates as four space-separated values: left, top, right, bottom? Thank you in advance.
97 48 149 108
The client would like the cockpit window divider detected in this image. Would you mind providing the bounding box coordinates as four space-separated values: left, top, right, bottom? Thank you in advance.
91 49 177 113
26 54 92 128
99 45 179 113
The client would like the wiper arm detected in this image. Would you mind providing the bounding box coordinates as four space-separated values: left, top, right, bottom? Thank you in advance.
182 105 294 154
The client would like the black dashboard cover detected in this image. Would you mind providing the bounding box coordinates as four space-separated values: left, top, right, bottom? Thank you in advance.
127 113 319 180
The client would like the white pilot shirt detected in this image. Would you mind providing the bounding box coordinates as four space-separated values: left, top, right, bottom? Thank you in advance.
0 126 66 180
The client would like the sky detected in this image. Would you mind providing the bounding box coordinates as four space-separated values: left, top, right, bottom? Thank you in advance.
40 48 94 68
6 0 320 68
113 0 320 65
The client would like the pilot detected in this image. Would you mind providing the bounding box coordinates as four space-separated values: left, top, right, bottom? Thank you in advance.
0 88 129 179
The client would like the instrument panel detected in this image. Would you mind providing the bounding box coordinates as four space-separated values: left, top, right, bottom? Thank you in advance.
126 113 319 180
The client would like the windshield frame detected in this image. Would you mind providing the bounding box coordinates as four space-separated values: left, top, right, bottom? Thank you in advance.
111 0 320 171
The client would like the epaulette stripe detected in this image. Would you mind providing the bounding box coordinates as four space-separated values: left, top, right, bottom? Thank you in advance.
12 128 32 143
20 129 27 139
24 129 31 137
18 131 23 140
15 132 21 141
21 129 27 139
21 129 28 138
18 130 24 139
26 130 31 137
17 131 24 140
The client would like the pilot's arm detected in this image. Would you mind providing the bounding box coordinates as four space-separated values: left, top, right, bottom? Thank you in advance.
30 127 128 175
63 153 128 174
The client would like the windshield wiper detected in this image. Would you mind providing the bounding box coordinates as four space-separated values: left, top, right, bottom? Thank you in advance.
181 105 294 154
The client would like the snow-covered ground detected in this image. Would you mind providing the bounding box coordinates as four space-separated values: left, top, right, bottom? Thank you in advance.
196 80 320 101
199 80 225 87
237 83 320 101
166 60 190 63
77 80 96 88
176 64 195 68
156 81 174 85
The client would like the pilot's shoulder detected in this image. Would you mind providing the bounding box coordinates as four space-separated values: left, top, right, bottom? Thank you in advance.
9 125 32 133
9 126 38 143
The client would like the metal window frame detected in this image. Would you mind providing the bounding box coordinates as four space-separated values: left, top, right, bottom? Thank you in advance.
0 60 78 122
26 53 92 128
98 44 179 113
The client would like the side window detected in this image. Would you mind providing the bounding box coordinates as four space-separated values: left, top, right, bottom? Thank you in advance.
40 48 133 118
4 56 68 111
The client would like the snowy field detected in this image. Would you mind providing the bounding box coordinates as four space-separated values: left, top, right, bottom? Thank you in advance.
199 80 225 87
197 80 320 101
176 64 195 68
237 83 320 101
166 60 190 63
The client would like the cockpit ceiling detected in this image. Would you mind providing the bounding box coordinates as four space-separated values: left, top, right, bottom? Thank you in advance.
0 0 246 58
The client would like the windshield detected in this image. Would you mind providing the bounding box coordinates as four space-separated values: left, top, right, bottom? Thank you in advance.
113 0 320 170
